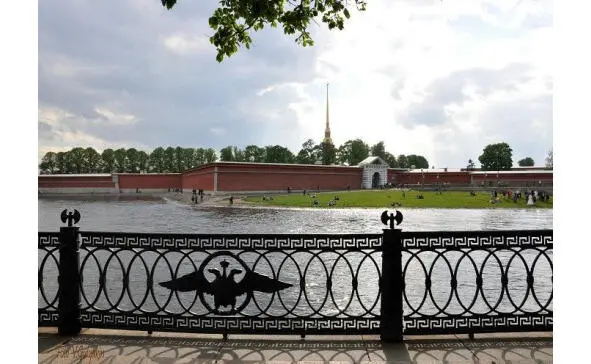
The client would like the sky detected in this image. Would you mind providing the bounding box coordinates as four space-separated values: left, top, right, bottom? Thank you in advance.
38 0 553 168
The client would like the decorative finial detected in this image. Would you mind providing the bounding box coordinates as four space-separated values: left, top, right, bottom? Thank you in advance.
60 209 81 227
381 210 403 230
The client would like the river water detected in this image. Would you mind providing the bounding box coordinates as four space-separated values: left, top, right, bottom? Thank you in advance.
38 196 553 323
38 195 553 232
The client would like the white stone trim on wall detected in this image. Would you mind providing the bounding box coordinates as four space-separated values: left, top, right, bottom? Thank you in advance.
38 188 118 194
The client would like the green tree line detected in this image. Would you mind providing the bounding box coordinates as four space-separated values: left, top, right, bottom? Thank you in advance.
39 139 429 174
214 139 429 168
38 147 218 174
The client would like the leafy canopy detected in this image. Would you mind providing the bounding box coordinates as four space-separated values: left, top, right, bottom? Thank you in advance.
517 157 534 167
161 0 366 62
478 142 513 171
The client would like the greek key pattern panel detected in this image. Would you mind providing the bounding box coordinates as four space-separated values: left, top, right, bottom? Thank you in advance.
80 313 380 334
38 232 61 247
38 311 59 326
80 232 383 250
404 314 553 335
402 230 552 250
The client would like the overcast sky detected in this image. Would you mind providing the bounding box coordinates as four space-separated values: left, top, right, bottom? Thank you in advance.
38 0 552 168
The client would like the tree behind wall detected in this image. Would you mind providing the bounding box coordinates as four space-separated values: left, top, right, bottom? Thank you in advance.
69 147 86 174
55 152 69 174
397 155 409 168
370 141 386 161
84 147 102 173
406 154 429 169
149 147 166 173
478 142 513 171
126 148 140 173
296 139 319 164
319 141 337 165
163 147 175 172
337 139 369 166
39 152 57 174
113 148 128 173
138 150 150 172
204 148 218 163
545 148 553 168
101 149 116 173
244 145 266 162
264 145 295 163
384 152 398 168
518 157 535 167
220 146 235 161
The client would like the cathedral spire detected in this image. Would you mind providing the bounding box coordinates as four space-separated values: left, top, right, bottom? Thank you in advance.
323 83 333 145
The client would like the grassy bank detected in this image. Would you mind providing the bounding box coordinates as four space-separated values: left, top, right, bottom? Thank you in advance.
242 190 553 209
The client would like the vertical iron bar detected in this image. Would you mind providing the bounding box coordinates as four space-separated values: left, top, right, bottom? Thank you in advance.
380 228 403 342
58 225 81 335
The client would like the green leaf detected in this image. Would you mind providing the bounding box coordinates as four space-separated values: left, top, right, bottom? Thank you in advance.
343 8 350 19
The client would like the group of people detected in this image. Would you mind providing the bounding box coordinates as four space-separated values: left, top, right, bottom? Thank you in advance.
487 189 551 204
191 188 205 203
309 195 340 207
327 195 340 206
523 190 551 204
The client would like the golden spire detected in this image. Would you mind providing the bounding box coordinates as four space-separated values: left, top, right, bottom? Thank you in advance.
323 83 333 145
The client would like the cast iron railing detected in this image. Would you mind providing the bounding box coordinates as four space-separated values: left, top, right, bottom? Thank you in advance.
400 231 552 335
38 209 552 340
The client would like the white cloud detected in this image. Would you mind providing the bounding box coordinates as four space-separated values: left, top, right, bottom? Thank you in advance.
94 107 138 125
38 105 148 162
210 127 226 136
162 33 212 55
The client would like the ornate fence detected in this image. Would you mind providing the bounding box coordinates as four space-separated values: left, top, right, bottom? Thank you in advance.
38 210 552 340
400 231 552 335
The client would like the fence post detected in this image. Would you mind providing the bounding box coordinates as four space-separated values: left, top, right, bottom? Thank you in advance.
380 210 404 342
58 209 82 336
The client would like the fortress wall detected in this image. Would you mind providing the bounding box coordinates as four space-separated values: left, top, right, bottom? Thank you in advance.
182 165 216 192
215 163 363 192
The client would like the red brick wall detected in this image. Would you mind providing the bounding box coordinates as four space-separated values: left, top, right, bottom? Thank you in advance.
38 175 115 188
38 165 553 192
471 173 553 185
215 163 362 191
388 171 471 185
182 166 215 191
117 174 181 189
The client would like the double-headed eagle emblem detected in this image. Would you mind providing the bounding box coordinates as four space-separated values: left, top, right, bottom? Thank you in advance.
159 253 292 314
